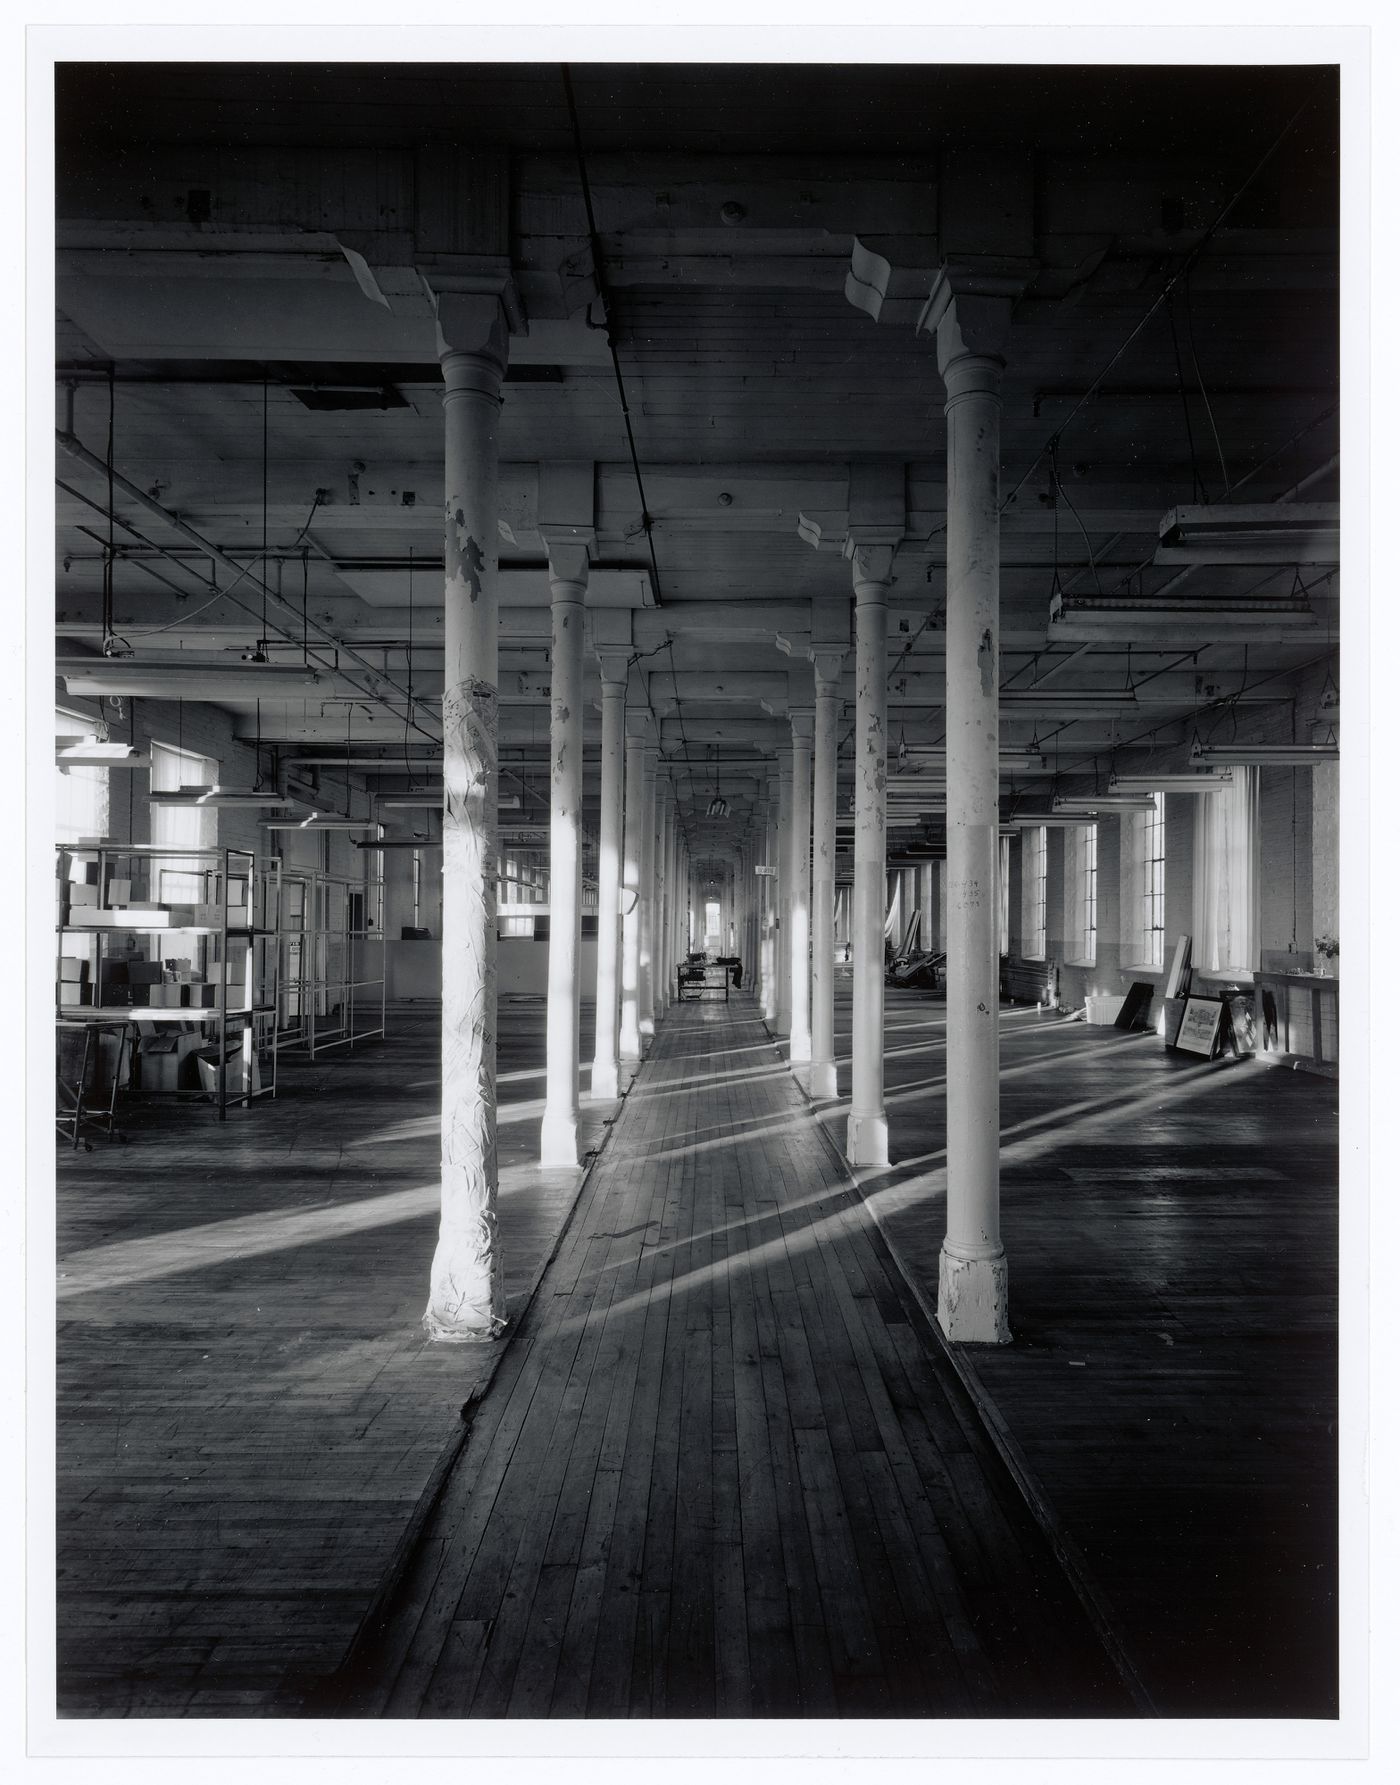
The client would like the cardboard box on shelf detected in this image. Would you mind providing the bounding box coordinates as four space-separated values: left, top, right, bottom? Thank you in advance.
107 877 133 905
127 961 163 986
58 983 91 1008
58 956 88 983
67 883 99 908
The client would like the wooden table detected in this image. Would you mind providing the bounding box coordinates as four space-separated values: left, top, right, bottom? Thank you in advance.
1254 970 1338 1076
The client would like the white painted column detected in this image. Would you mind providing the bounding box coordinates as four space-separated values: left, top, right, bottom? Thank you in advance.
656 786 673 1016
788 709 815 1065
589 651 628 1099
935 305 1011 1343
764 773 780 1022
809 649 845 1099
424 300 508 1343
540 553 586 1168
847 548 893 1168
619 721 647 1065
920 860 936 951
638 746 658 1040
775 752 794 1033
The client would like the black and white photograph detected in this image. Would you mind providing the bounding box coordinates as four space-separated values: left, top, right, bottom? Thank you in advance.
12 10 1395 1779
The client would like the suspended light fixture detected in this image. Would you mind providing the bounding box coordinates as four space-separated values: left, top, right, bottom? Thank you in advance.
58 657 326 698
1154 502 1339 566
262 815 384 833
1051 792 1159 813
1110 771 1234 794
1049 590 1319 643
705 744 730 818
55 740 151 769
1189 741 1339 767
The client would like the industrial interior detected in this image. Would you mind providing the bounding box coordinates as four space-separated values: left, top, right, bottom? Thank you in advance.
49 58 1342 1721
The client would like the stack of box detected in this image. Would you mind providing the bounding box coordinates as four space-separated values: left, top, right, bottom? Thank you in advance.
57 956 89 1008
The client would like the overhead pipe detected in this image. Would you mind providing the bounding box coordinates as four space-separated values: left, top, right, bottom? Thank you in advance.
56 426 441 741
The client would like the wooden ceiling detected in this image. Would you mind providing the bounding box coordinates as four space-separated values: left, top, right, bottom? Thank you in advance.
52 59 1341 863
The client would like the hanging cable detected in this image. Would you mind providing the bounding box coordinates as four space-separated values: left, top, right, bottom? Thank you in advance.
562 65 664 607
1167 295 1207 503
100 371 131 657
1182 265 1231 497
999 92 1314 516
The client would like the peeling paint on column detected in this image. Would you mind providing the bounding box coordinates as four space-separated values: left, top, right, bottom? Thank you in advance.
978 627 995 697
425 674 504 1341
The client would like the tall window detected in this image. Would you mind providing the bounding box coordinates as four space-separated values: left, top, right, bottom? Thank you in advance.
55 709 110 845
997 834 1010 956
1193 767 1260 974
1020 826 1047 960
150 740 217 901
1123 792 1165 968
1065 823 1098 965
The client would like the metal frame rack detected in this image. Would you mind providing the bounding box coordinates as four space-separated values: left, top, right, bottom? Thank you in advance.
55 844 282 1121
278 865 386 1059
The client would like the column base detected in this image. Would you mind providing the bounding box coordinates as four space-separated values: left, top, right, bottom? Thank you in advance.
589 1059 620 1101
937 1247 1011 1345
807 1059 838 1100
639 1016 656 1039
539 1109 580 1170
846 1110 889 1168
789 1028 812 1065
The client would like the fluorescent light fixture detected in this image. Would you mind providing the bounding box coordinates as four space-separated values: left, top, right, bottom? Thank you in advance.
1154 502 1339 566
58 657 325 698
1051 792 1159 813
359 838 441 849
1050 591 1319 642
1007 813 1099 828
1110 771 1234 794
55 741 151 768
1190 742 1339 767
898 747 1052 772
1001 689 1140 710
376 797 444 811
151 784 306 809
262 814 383 833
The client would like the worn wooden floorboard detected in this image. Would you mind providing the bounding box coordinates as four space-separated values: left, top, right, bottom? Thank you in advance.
366 996 1130 1719
809 985 1340 1719
55 1003 615 1718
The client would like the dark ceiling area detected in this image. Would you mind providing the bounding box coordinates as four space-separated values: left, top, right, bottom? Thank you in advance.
52 58 1342 870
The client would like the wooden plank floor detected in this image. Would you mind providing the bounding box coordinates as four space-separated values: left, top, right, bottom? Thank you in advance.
55 1002 617 1718
338 996 1132 1718
805 986 1340 1719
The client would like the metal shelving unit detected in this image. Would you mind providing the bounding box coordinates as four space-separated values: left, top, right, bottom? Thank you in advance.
278 865 386 1058
56 844 282 1120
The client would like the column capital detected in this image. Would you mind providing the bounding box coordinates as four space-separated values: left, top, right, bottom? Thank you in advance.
543 542 592 590
625 708 658 745
811 647 848 689
919 259 1034 381
789 706 816 744
847 541 895 596
432 289 511 371
595 646 632 689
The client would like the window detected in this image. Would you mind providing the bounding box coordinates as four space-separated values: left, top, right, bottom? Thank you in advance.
150 740 217 902
1193 767 1260 974
997 835 1010 956
55 710 110 844
1020 826 1047 960
1123 793 1165 968
1065 823 1098 965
